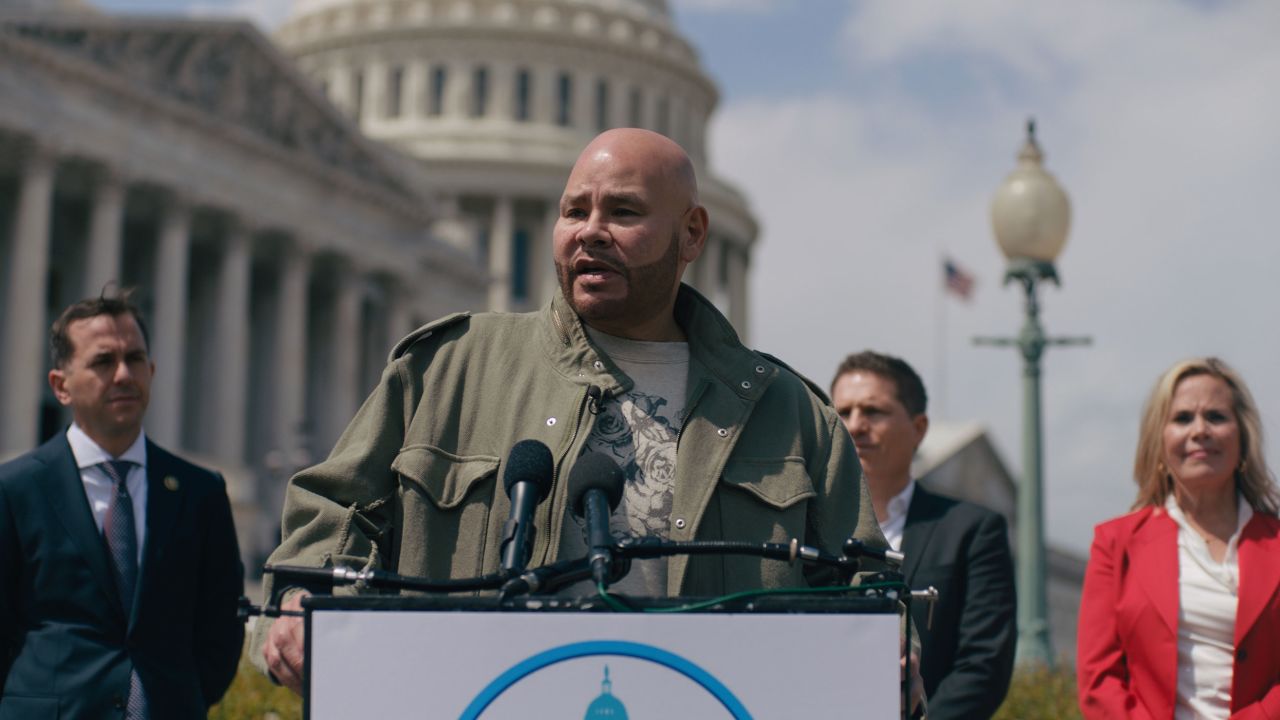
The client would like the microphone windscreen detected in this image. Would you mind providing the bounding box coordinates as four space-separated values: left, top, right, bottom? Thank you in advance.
568 452 625 517
501 439 554 501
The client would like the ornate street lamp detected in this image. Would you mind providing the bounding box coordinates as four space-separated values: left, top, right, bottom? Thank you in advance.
975 119 1090 667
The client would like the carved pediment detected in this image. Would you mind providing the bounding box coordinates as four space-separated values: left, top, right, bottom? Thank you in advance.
1 15 413 201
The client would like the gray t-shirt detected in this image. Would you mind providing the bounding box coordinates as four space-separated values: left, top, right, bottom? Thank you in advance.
561 326 689 596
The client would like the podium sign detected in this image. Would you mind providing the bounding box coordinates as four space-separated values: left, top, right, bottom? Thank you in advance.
305 596 899 719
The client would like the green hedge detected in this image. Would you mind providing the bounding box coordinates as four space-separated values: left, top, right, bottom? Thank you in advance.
994 665 1082 720
208 652 300 720
210 651 1080 719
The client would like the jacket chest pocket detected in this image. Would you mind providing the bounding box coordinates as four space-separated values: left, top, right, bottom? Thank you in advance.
391 446 500 580
701 456 817 592
716 456 816 542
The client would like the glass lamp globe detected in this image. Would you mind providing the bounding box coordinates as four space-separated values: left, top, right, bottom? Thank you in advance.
991 120 1071 263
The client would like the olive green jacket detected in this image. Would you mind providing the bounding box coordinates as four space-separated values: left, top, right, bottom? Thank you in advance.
251 285 886 656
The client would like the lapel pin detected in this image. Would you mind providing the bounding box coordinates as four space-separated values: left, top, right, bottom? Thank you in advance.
164 476 180 492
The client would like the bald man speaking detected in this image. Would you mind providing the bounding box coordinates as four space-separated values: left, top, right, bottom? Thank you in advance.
254 129 890 693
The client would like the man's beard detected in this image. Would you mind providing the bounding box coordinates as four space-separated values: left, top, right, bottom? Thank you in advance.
556 232 681 330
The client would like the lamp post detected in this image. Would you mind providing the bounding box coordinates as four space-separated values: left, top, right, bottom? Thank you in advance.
974 119 1090 667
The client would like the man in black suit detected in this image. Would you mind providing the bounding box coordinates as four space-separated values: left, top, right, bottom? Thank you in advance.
0 292 244 719
832 351 1016 720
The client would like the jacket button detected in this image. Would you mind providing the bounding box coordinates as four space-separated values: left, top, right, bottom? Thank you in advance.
1237 648 1248 662
113 695 126 709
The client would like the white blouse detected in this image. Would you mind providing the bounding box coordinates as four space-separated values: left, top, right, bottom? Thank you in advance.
1165 494 1253 720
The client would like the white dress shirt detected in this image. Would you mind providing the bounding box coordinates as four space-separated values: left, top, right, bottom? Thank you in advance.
880 479 916 552
66 423 148 564
1165 494 1252 720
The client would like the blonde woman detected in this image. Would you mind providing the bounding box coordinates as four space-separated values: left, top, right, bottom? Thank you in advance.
1078 358 1280 719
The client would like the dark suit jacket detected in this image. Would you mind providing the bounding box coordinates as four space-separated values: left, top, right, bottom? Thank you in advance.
1078 506 1280 719
901 484 1016 720
0 433 244 719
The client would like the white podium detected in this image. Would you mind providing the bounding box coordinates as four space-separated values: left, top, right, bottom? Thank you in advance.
304 595 902 719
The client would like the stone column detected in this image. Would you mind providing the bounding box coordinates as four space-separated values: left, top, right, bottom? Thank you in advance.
575 69 594 131
628 83 648 129
326 266 363 448
0 145 55 456
83 168 125 298
535 63 557 126
688 105 709 167
386 278 414 346
651 90 668 136
211 223 251 466
610 76 631 131
272 245 310 467
446 59 469 119
488 196 514 311
148 196 191 449
405 60 426 119
669 92 687 148
727 240 750 342
328 65 352 115
489 59 514 123
365 58 387 122
536 199 559 305
688 234 716 296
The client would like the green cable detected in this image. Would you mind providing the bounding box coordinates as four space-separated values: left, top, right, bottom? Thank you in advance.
594 581 908 613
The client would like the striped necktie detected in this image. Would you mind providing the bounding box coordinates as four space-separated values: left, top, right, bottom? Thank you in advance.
100 459 150 720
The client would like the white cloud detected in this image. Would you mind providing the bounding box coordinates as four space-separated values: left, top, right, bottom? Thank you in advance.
708 1 1280 553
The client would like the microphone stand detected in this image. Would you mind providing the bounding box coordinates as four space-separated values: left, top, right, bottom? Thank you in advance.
492 535 905 601
241 536 911 618
240 565 510 620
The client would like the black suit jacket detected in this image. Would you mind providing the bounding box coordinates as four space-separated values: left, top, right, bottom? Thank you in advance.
0 434 244 719
901 484 1016 720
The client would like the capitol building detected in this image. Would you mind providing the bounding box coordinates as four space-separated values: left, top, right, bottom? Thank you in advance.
0 0 758 564
278 0 757 319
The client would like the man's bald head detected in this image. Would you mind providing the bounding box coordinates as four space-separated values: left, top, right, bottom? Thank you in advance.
573 128 700 209
553 129 709 341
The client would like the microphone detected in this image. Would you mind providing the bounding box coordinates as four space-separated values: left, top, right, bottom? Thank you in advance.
842 536 905 568
568 452 625 587
498 439 555 575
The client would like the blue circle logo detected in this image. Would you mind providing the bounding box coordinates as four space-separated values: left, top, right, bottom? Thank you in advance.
461 640 752 719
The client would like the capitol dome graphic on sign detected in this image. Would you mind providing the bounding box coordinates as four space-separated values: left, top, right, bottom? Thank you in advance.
584 666 628 719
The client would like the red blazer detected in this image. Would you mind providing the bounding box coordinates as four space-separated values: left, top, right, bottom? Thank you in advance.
1077 505 1280 719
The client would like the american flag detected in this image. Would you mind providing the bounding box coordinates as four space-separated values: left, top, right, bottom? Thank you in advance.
943 258 975 300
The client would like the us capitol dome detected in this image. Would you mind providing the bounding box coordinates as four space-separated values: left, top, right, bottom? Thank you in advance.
584 666 628 719
274 0 758 333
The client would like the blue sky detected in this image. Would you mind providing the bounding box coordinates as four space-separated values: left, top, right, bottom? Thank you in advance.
89 0 1280 555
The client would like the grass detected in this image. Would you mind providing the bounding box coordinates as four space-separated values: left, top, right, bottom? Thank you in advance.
994 665 1082 720
207 652 301 720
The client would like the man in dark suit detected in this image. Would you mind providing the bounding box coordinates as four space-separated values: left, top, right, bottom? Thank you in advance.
0 292 244 719
832 351 1016 720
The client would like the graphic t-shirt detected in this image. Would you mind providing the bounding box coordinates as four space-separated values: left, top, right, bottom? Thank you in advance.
565 326 689 596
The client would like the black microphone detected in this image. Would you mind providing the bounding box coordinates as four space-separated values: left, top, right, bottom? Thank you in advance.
568 452 625 587
499 439 554 575
842 536 905 567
